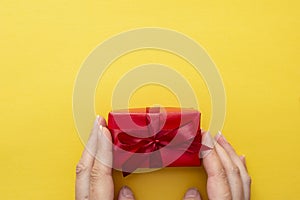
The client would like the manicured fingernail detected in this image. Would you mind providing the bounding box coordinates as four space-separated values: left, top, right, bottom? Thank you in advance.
121 186 134 198
97 125 104 139
221 134 227 142
93 115 100 126
199 131 215 158
215 131 222 141
240 155 246 162
184 188 199 198
217 131 228 144
204 131 214 148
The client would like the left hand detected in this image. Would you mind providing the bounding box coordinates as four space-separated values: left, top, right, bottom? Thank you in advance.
75 115 135 200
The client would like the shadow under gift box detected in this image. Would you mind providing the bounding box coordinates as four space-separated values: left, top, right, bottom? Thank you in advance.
108 107 201 175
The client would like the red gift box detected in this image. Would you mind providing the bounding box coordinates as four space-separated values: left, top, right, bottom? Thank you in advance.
108 107 201 175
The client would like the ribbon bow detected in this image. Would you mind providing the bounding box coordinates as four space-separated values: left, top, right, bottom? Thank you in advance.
112 118 201 176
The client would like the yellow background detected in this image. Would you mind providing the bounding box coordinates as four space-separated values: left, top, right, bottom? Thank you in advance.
1 0 299 199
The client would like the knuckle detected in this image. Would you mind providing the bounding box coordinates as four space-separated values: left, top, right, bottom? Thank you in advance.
90 165 108 182
222 191 232 200
245 175 252 185
90 165 101 179
215 168 227 180
76 162 89 176
229 165 240 176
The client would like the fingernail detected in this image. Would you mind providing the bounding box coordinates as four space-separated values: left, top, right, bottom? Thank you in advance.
99 124 103 132
220 132 227 142
221 134 227 142
203 131 214 148
121 186 134 198
217 131 228 144
184 188 199 198
97 125 104 139
215 131 222 141
199 131 215 158
240 155 246 162
94 115 100 126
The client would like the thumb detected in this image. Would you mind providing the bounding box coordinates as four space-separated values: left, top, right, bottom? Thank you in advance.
183 188 201 200
118 186 135 200
89 125 114 200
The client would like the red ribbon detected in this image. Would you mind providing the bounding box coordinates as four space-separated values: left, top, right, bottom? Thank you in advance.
112 120 201 176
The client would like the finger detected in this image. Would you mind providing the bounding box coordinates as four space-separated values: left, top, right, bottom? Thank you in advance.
183 188 201 200
118 186 135 200
215 143 243 200
199 130 215 158
76 116 102 200
218 134 251 200
98 116 107 127
90 125 114 200
202 132 232 200
239 155 247 171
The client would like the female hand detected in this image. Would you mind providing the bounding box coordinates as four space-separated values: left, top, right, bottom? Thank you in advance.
183 131 251 200
75 116 135 200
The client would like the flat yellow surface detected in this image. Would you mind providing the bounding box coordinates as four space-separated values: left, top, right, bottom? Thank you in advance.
1 1 300 199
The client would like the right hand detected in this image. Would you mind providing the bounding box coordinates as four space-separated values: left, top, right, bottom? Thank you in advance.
182 131 251 200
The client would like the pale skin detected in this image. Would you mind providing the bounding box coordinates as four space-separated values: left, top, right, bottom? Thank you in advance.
76 116 251 200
